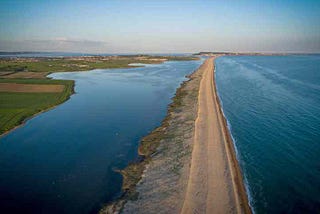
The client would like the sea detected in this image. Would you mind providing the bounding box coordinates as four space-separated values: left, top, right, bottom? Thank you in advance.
0 58 203 213
215 55 320 213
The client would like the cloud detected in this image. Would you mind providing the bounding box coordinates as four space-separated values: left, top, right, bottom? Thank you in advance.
0 38 110 53
1 36 319 54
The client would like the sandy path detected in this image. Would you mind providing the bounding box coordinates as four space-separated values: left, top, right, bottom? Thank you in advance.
181 57 251 214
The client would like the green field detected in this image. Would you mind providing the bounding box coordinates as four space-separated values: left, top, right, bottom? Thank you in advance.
0 55 198 135
0 79 74 135
0 59 143 73
0 56 199 73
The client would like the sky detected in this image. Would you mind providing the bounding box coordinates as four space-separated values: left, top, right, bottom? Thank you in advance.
0 0 319 53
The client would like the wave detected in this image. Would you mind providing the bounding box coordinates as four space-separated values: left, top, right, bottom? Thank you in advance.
214 67 256 214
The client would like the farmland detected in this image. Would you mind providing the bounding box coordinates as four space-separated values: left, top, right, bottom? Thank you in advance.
0 78 74 135
0 55 198 135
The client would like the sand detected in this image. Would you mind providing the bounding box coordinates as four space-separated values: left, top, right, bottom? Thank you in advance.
0 83 64 93
101 57 251 214
181 57 251 214
115 57 205 214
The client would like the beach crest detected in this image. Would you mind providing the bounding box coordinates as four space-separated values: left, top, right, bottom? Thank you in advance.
101 56 251 214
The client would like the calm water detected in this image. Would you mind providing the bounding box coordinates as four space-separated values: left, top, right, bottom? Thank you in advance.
0 60 202 213
215 55 320 213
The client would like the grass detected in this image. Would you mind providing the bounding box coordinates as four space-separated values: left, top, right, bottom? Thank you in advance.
0 56 199 74
0 78 74 135
99 72 196 213
0 55 199 135
0 59 136 73
117 78 192 200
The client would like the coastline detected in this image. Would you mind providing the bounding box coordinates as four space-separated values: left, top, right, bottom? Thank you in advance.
212 57 252 213
0 80 75 138
0 102 68 138
100 58 205 213
181 57 251 213
215 80 254 213
101 57 251 213
0 56 199 137
1 56 251 212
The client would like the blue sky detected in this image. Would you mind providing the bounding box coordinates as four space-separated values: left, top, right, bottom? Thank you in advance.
0 0 319 53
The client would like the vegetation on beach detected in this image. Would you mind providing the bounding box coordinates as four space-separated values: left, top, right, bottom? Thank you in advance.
121 80 190 192
100 66 202 213
0 78 74 135
100 95 175 213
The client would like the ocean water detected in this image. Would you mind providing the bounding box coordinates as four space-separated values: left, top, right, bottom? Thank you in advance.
215 55 320 213
0 59 202 214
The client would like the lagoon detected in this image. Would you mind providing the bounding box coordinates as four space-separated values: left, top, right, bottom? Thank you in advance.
0 59 202 214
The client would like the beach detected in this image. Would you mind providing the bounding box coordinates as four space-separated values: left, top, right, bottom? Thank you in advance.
108 57 251 213
181 57 251 213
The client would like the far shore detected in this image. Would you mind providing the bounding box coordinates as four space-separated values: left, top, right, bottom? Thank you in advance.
0 55 198 137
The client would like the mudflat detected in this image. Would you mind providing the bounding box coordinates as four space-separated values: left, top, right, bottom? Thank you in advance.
181 57 251 214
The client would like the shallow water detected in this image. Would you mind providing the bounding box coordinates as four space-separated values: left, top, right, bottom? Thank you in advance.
215 55 320 213
0 60 202 214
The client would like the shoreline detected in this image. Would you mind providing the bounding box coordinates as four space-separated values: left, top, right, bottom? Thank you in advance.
0 104 65 138
181 57 251 213
101 57 251 213
100 58 205 213
1 56 251 212
212 57 252 213
214 68 254 212
0 57 198 137
0 80 75 139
